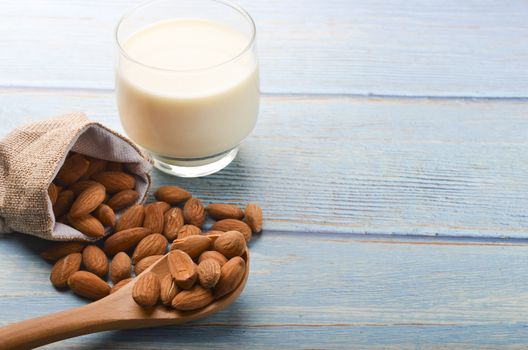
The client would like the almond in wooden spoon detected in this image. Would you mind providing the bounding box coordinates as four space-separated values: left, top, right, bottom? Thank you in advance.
160 274 179 306
214 256 246 298
0 249 249 349
135 255 163 275
132 272 160 307
167 250 197 290
170 235 211 259
171 285 213 311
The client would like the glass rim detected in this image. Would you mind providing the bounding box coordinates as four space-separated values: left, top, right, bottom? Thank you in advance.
114 0 256 73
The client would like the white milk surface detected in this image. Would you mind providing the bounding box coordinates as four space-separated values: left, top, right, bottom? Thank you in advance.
117 19 259 159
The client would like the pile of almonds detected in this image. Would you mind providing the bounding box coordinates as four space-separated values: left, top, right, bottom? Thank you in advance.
49 152 141 238
42 164 262 310
133 231 248 310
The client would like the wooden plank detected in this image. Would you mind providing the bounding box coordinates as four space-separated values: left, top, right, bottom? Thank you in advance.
1 0 528 96
0 89 527 238
2 232 528 348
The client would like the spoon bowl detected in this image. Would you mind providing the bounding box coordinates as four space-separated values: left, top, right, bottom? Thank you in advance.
0 249 249 350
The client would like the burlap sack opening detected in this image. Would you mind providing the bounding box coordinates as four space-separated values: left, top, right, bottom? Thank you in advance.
0 113 152 241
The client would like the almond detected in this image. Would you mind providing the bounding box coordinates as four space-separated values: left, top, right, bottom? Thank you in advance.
212 219 252 242
163 207 184 241
94 204 116 228
198 251 228 267
110 278 132 294
183 198 206 227
48 183 58 206
50 252 82 288
171 285 213 311
160 274 179 306
154 185 191 204
205 231 224 241
213 231 246 258
135 255 163 275
53 190 74 218
145 201 170 213
104 227 151 256
82 245 109 277
110 251 132 284
92 171 135 194
206 203 244 220
55 153 90 185
69 183 106 217
69 180 100 196
132 233 168 264
116 204 145 231
68 214 105 238
245 203 263 233
197 259 221 289
40 241 84 261
214 256 246 298
80 157 107 180
205 230 225 236
68 271 110 300
167 250 197 290
132 272 160 307
170 235 211 259
177 225 202 239
107 190 139 211
143 203 164 233
106 161 123 172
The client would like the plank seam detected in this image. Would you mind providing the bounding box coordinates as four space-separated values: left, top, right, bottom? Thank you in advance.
1 85 528 102
178 322 462 327
249 231 528 244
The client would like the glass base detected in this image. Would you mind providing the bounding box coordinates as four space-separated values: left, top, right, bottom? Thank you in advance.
152 148 238 177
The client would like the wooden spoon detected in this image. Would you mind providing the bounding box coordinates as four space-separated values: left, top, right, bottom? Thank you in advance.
0 249 249 350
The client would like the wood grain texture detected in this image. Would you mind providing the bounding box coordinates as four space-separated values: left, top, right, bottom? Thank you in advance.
2 232 528 348
1 0 527 96
0 89 527 238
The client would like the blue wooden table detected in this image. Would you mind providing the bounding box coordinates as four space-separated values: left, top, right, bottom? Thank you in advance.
1 0 528 348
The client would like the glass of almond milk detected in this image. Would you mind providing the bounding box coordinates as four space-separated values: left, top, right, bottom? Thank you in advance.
115 0 259 177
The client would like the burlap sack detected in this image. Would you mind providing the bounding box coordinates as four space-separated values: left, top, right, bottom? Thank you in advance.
0 112 152 241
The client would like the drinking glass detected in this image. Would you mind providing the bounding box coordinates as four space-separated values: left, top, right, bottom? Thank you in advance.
115 0 259 177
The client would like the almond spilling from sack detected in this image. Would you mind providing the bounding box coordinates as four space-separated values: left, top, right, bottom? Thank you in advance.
49 152 140 238
41 184 262 313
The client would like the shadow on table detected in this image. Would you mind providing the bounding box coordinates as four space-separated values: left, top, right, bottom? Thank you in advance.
0 231 50 256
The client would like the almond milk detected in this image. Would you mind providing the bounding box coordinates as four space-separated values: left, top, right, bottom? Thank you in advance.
116 19 259 159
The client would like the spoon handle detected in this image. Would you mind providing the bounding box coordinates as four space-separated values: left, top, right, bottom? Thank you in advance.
0 297 125 350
